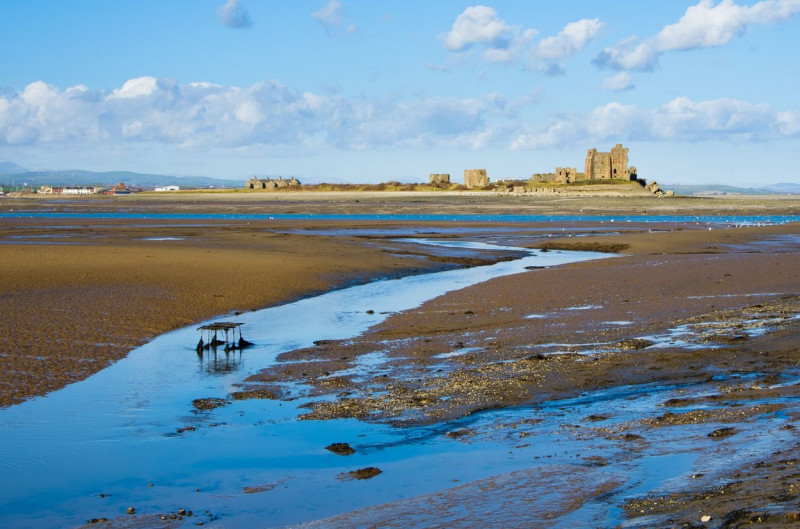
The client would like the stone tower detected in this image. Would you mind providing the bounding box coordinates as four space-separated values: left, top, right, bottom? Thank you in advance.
464 169 489 189
585 144 630 180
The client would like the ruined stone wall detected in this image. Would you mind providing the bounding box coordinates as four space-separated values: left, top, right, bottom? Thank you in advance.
464 169 489 189
429 173 451 185
530 173 556 183
555 167 578 183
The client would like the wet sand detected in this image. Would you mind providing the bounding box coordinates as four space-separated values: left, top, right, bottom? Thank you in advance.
2 192 800 527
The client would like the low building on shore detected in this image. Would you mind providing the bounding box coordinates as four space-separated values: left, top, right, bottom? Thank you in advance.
246 176 301 190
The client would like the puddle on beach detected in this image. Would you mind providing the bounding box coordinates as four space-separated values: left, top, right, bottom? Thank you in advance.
0 231 797 528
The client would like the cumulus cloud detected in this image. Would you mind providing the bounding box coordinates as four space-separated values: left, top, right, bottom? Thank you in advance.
311 0 357 34
442 6 537 64
594 0 800 71
0 79 795 154
531 18 603 73
443 6 515 51
511 96 798 149
598 72 635 91
442 7 601 71
217 0 252 29
0 78 519 151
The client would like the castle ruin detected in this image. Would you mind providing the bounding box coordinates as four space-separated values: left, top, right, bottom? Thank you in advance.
429 173 451 185
584 144 632 180
555 167 577 183
464 169 489 189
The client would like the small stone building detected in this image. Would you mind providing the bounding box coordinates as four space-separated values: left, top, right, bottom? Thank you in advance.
429 173 450 185
464 169 489 189
555 167 578 183
246 176 301 190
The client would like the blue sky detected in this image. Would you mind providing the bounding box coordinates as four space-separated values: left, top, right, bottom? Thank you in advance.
0 0 798 186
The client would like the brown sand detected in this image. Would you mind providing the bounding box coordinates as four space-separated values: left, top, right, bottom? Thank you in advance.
0 217 458 407
3 192 800 526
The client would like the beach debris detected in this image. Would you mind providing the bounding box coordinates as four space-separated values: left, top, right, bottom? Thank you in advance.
326 442 356 456
196 322 253 353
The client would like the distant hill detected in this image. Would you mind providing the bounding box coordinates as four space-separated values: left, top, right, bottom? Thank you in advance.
757 182 800 194
0 161 30 174
664 183 800 196
0 165 240 189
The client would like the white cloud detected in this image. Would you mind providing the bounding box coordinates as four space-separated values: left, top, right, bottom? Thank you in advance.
657 0 800 51
443 8 600 72
598 72 635 91
312 0 358 34
529 18 603 74
535 18 603 59
311 0 342 27
442 6 538 64
595 0 800 71
442 5 516 51
110 77 160 99
0 79 795 154
513 96 797 149
217 0 253 29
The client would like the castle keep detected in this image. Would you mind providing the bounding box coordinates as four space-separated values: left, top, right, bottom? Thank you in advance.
584 144 631 180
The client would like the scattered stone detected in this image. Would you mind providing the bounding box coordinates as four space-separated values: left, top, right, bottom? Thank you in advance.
326 442 356 456
445 428 473 439
230 388 278 400
177 426 196 433
126 507 135 514
708 427 737 439
584 414 611 422
700 514 712 522
191 397 229 410
616 338 654 350
87 519 109 524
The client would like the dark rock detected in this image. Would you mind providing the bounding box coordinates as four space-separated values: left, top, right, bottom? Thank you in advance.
326 442 356 456
342 467 382 480
230 388 277 400
708 427 737 439
616 338 654 350
584 414 611 422
191 397 229 410
445 428 473 439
